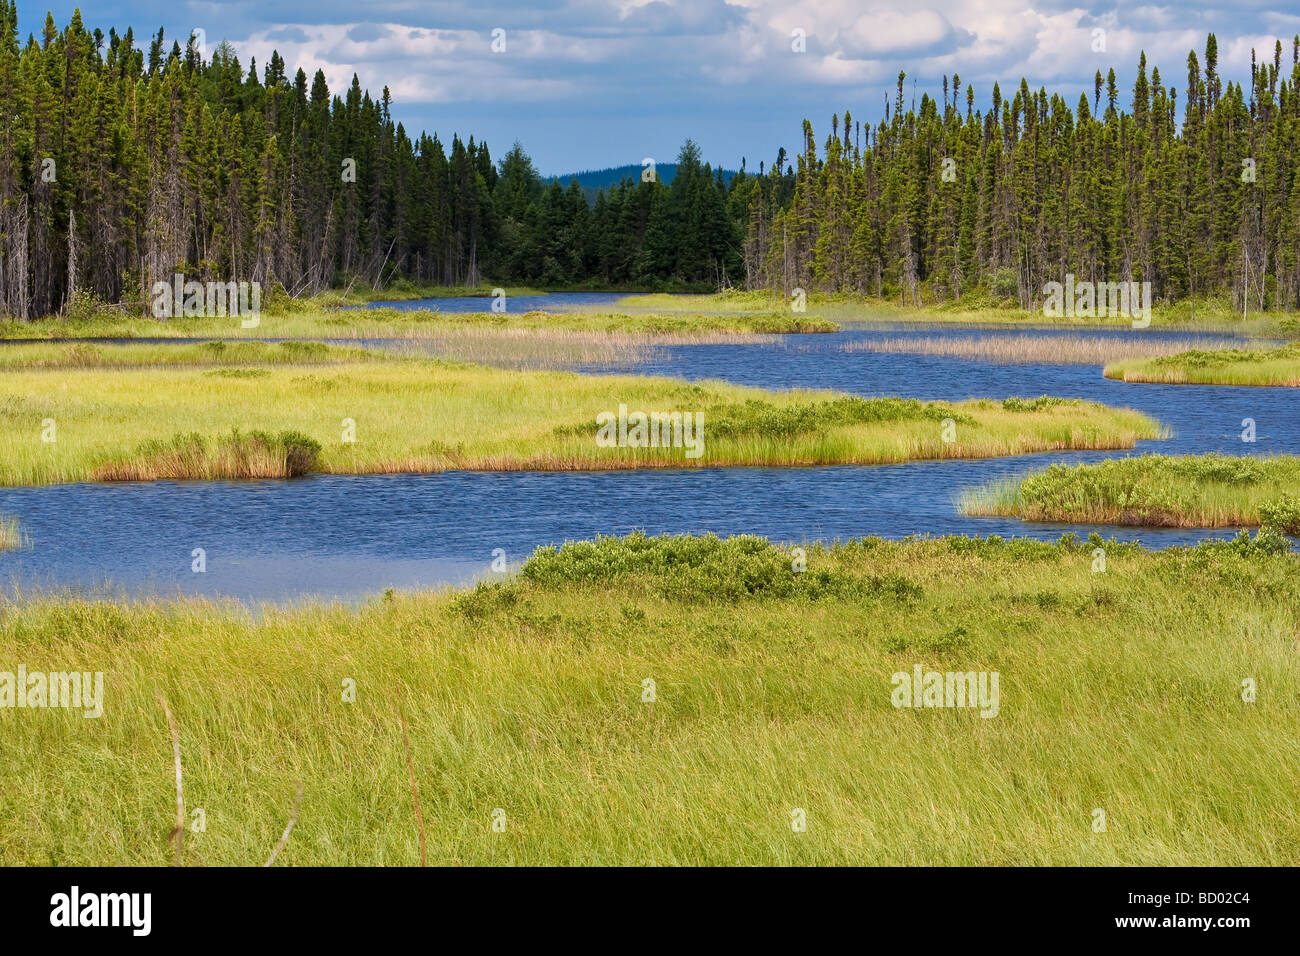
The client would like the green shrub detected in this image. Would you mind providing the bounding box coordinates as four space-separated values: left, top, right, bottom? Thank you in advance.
64 289 121 323
1001 396 1076 413
989 267 1020 302
555 395 975 441
1259 496 1300 536
517 532 856 602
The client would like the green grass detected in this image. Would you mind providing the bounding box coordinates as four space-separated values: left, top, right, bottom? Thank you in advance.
1105 342 1300 386
0 340 373 370
0 305 836 341
962 454 1300 532
0 346 1165 485
2 530 1297 866
0 517 18 550
0 330 679 373
624 291 1300 338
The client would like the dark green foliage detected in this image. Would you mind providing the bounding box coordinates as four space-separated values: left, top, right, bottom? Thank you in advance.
4 12 1295 318
746 36 1300 313
470 531 924 606
0 9 744 321
518 531 854 601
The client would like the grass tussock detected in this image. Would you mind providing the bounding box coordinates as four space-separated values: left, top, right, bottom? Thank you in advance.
1105 342 1300 386
842 334 1262 366
0 304 835 341
0 351 1165 486
0 516 19 550
3 530 1299 865
963 453 1300 532
92 429 322 481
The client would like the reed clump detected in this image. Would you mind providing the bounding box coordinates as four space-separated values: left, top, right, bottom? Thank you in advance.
93 429 322 481
842 334 1259 365
1104 342 1300 386
963 453 1300 531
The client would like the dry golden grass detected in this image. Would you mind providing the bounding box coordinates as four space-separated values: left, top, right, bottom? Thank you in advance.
841 334 1260 365
381 325 780 369
89 430 321 481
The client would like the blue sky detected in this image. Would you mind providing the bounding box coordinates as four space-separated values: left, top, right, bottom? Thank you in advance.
21 2 1300 176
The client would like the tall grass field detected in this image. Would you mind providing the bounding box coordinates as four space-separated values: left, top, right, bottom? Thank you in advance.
2 532 1297 866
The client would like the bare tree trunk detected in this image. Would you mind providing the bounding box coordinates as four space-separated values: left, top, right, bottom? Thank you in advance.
65 208 78 312
1 196 30 320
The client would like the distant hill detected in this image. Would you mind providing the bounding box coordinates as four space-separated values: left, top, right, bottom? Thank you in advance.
547 163 739 204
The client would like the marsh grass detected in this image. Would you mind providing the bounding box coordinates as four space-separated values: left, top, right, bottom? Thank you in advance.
0 335 665 373
842 334 1262 366
380 326 683 369
0 349 1165 486
92 429 322 481
307 280 547 307
0 516 19 550
0 339 375 370
622 291 1300 338
962 454 1300 531
0 305 835 341
2 531 1298 866
1105 342 1300 386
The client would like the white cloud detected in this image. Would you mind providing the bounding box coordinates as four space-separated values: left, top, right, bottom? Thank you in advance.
190 0 1298 169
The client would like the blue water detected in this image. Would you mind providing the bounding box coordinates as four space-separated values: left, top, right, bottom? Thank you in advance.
1 323 1295 602
606 326 1293 458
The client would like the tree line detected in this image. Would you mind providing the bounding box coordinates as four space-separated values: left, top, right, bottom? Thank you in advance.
0 3 742 320
748 34 1300 312
0 4 1296 319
